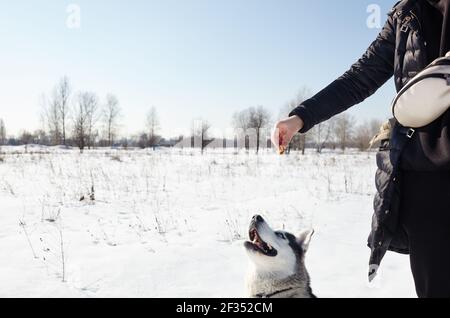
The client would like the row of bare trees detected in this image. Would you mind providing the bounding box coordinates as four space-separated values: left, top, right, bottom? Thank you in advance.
1 79 384 153
40 77 122 151
302 114 382 153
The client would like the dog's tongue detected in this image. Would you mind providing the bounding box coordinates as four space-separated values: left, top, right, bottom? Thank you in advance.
252 231 273 251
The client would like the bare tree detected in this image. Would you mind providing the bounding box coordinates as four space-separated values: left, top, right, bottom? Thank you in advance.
146 106 161 148
248 106 271 154
40 77 71 146
138 133 149 149
55 76 71 146
0 118 6 145
85 93 99 149
41 94 62 145
190 119 212 154
20 131 34 153
311 119 334 153
334 113 356 151
233 106 271 153
73 92 98 152
103 94 121 147
232 109 250 150
73 93 87 152
232 110 250 131
199 120 211 154
33 129 49 145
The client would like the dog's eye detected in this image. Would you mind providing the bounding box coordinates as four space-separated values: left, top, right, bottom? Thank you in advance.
276 233 286 240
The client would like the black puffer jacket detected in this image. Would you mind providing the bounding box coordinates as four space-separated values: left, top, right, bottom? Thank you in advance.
289 0 429 279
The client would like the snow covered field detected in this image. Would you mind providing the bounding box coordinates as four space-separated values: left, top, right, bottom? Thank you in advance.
0 146 416 298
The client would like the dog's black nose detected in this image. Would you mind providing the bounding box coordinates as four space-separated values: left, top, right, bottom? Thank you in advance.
253 215 264 223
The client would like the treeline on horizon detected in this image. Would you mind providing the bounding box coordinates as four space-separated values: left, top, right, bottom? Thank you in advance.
0 77 385 154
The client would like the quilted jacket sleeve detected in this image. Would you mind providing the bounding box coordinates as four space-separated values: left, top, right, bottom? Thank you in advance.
290 15 396 133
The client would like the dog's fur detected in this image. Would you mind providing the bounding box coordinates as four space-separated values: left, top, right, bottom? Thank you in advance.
244 215 315 298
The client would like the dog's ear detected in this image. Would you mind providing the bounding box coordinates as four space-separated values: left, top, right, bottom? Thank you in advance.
297 229 314 252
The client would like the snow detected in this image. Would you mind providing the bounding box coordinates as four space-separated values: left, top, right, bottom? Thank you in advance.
0 147 416 298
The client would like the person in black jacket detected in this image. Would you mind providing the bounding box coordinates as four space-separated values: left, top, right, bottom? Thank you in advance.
272 0 450 298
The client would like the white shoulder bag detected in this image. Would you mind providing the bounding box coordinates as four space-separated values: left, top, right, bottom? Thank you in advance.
392 52 450 128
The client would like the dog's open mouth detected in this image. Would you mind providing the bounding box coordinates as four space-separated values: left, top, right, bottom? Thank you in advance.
246 226 278 257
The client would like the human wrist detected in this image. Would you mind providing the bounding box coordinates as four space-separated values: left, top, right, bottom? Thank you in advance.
290 115 304 132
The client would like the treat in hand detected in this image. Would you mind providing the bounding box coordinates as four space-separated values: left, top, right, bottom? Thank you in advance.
271 115 304 156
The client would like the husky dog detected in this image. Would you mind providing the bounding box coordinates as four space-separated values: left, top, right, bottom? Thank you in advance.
244 215 316 298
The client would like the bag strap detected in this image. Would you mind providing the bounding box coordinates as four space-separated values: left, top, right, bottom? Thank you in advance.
398 126 416 140
392 121 416 153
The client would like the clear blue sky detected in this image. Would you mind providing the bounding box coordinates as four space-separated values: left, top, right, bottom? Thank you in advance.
0 0 397 138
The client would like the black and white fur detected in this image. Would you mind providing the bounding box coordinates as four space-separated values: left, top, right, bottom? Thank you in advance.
244 215 316 298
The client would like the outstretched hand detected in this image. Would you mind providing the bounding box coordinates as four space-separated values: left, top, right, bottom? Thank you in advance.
271 116 304 154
